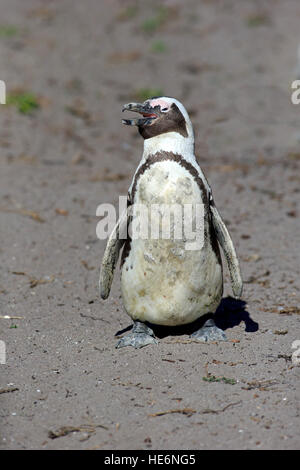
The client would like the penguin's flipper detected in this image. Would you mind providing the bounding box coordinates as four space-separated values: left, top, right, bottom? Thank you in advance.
210 199 243 298
99 208 128 300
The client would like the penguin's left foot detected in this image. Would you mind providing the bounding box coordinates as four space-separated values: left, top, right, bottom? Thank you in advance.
190 318 227 343
116 321 158 349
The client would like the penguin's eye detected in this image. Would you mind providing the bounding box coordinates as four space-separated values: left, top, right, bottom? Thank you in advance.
161 107 168 112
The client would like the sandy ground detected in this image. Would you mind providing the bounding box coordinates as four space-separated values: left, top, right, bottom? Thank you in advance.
0 0 299 450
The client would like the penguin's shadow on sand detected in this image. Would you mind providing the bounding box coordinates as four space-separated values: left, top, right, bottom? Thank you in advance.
116 297 258 339
215 297 258 333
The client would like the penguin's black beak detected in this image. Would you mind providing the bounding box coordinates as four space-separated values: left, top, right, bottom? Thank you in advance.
122 102 158 126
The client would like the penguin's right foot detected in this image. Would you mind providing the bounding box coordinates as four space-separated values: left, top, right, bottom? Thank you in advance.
116 321 158 349
190 318 227 343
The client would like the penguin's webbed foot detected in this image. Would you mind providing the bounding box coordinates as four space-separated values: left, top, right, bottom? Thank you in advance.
190 318 227 343
116 321 158 349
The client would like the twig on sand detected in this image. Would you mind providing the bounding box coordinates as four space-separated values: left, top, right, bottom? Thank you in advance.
48 423 108 439
164 339 214 345
12 271 54 288
0 387 19 394
242 379 279 391
149 401 241 418
200 401 242 414
0 207 45 223
165 338 239 345
148 408 196 418
0 315 23 320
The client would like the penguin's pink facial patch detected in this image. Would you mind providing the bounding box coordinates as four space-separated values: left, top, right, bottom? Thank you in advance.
148 99 170 111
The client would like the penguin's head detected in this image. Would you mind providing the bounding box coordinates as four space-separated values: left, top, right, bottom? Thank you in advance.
122 97 193 141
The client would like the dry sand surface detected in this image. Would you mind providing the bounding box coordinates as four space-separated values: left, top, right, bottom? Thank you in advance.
0 0 299 450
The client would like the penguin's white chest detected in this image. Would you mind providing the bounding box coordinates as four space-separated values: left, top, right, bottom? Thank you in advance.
121 160 223 326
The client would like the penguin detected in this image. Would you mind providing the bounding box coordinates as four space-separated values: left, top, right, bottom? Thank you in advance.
100 97 243 348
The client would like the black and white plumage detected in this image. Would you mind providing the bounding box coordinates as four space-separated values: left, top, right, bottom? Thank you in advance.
100 97 242 348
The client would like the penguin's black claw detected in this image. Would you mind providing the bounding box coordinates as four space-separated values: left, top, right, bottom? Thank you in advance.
190 318 227 343
115 321 158 349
